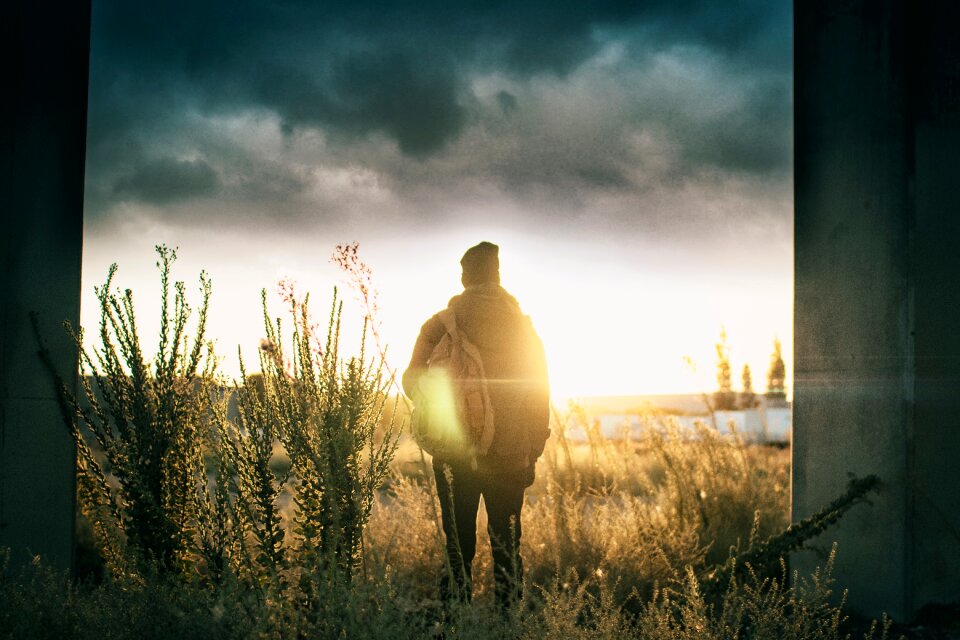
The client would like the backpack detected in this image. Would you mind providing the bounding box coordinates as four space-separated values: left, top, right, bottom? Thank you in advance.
410 308 495 465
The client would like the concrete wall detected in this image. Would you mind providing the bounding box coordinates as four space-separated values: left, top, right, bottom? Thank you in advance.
910 4 960 610
0 0 91 570
794 0 960 621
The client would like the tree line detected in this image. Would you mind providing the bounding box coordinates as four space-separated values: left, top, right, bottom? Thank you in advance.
712 327 786 411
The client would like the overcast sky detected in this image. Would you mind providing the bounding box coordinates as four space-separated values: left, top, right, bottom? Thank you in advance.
82 0 794 396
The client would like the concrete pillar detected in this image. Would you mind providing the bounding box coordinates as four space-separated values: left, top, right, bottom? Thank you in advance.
793 0 960 621
0 0 91 570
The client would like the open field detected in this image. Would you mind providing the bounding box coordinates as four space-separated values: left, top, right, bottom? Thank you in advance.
4 410 902 639
1 253 897 640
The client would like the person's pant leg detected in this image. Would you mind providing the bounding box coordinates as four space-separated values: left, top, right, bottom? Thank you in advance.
481 474 526 610
433 460 481 603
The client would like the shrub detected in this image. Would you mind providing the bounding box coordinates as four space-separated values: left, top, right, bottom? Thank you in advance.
218 286 400 620
39 249 399 595
41 246 216 576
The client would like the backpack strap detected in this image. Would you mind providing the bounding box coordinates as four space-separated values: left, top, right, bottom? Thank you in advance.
437 308 459 342
434 307 495 459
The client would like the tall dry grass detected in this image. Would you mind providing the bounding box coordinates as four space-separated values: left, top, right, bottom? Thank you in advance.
365 404 792 609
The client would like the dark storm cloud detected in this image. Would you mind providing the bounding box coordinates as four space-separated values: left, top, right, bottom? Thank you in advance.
113 157 220 204
496 91 518 115
85 0 792 225
682 81 791 174
252 51 466 157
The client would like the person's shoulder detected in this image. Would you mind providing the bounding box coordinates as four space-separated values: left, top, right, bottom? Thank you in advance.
495 286 521 309
419 312 446 338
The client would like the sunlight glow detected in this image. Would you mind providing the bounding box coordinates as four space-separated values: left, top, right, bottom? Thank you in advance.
81 221 792 400
412 369 464 443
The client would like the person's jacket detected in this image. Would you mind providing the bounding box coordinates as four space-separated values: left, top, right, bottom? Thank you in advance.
403 283 550 475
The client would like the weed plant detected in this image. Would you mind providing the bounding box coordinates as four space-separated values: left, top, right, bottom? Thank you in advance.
217 285 401 624
39 246 216 576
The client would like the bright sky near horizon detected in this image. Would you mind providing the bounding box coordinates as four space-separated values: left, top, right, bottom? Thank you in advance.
81 0 793 398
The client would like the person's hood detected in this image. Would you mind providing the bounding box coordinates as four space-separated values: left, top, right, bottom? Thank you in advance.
447 283 520 311
446 284 524 351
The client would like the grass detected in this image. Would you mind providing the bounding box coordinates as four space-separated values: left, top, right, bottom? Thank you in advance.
10 247 895 640
2 425 889 639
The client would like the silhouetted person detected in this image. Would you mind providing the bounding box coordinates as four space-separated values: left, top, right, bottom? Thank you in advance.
402 241 550 611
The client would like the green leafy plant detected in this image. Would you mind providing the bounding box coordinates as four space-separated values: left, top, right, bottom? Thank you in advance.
221 286 401 614
39 246 215 576
703 474 881 595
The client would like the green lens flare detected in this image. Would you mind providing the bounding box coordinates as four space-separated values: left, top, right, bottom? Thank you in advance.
418 368 463 443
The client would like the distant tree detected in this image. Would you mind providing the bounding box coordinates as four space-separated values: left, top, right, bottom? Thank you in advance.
713 327 737 411
740 364 757 409
766 337 787 400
